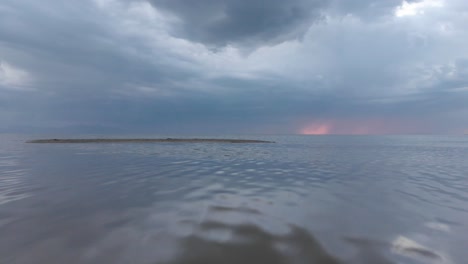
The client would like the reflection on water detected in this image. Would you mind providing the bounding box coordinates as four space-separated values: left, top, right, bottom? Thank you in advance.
0 135 467 263
166 221 339 264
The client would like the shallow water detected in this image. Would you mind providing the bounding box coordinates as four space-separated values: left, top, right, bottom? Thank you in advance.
0 134 467 264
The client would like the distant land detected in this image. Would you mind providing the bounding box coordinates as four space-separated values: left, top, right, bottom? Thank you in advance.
26 138 275 144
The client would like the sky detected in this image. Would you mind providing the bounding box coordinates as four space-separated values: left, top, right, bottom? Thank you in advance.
1 0 467 135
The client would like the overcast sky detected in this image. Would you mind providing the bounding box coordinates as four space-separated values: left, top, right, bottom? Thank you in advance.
1 0 467 134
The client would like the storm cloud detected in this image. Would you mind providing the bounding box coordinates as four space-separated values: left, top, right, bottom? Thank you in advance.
146 0 326 48
0 0 467 134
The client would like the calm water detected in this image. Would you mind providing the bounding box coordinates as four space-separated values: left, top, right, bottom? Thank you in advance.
0 135 467 264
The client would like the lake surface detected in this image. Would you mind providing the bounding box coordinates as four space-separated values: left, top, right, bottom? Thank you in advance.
0 135 467 264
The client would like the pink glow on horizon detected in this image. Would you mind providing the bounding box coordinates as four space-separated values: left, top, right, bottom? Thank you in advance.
298 119 416 135
300 123 332 135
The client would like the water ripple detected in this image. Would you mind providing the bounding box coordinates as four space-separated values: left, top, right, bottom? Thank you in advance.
0 135 467 263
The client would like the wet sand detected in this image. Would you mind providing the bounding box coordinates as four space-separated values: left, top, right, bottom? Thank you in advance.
26 138 275 144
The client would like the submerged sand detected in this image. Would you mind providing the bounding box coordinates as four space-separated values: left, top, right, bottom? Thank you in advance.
26 138 274 144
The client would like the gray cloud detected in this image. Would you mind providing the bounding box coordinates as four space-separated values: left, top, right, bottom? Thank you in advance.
146 0 326 48
146 0 424 48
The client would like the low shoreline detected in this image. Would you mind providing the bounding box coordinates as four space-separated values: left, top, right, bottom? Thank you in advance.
26 138 275 144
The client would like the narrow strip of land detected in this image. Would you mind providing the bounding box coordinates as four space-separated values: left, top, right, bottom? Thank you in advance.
26 138 274 144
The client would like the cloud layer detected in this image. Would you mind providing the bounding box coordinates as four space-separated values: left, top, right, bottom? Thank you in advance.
0 0 467 134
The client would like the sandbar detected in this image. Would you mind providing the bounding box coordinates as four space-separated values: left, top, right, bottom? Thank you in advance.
27 138 274 144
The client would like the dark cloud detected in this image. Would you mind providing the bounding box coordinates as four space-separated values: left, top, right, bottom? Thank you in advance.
146 0 423 48
146 0 325 47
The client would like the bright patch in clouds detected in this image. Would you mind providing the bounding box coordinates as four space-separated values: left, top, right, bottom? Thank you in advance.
0 61 31 89
395 0 444 17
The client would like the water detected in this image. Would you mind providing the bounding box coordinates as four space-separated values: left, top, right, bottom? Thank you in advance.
0 134 467 264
